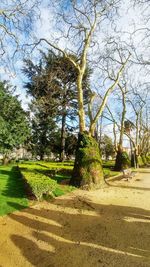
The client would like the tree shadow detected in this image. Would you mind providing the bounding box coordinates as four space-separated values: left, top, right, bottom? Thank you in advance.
0 166 28 214
37 163 49 168
35 168 72 184
109 184 150 191
106 179 150 192
8 194 150 267
1 166 27 198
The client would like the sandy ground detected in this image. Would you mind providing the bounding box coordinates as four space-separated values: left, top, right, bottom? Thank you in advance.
0 169 150 267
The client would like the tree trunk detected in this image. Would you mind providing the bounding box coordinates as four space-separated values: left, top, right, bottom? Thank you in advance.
77 74 86 133
114 88 127 171
70 132 104 189
114 145 130 171
130 139 135 168
39 152 44 161
2 155 9 165
60 112 66 162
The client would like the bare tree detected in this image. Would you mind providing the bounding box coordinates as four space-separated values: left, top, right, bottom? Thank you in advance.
0 0 40 68
127 86 150 166
29 0 131 188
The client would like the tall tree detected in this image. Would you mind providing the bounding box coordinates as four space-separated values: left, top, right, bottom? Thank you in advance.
28 100 57 160
114 83 130 171
100 135 115 160
31 0 130 188
23 50 91 161
0 81 30 164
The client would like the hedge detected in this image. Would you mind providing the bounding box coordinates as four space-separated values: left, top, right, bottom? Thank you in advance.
20 169 57 201
146 155 150 163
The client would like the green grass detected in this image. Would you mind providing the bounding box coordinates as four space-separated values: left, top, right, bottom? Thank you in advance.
0 161 120 216
0 165 28 216
53 185 75 197
102 160 115 168
102 160 120 178
103 168 120 178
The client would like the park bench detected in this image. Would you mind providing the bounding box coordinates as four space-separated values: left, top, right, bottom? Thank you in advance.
122 168 134 179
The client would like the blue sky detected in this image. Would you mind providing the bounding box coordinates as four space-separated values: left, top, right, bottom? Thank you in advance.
0 0 149 104
0 0 149 143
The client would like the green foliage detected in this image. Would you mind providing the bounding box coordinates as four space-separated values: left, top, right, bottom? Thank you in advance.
21 169 57 201
103 168 120 178
114 150 130 171
102 160 115 168
137 155 144 167
100 135 115 160
0 81 30 157
53 185 75 197
23 51 91 160
65 133 77 158
141 155 147 165
28 101 57 160
122 152 131 167
146 154 150 163
19 161 75 200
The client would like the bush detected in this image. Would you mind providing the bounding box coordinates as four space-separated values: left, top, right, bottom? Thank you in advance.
137 156 144 167
146 155 150 163
141 155 147 166
20 169 57 200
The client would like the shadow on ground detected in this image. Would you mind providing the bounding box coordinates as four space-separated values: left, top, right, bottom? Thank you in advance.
8 194 150 267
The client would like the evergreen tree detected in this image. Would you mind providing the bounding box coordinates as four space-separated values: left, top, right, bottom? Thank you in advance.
23 50 91 161
0 81 30 164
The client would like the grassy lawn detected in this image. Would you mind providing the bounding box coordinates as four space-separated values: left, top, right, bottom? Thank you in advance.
102 160 115 168
0 160 120 216
0 165 28 216
19 160 120 184
103 168 120 178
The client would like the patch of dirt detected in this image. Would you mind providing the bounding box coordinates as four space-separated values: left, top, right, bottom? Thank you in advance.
0 169 150 267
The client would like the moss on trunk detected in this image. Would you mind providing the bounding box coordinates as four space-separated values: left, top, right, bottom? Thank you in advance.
114 150 130 171
70 132 104 189
137 155 144 167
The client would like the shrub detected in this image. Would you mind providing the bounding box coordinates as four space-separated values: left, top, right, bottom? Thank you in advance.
141 155 147 166
137 156 144 167
20 169 57 201
146 155 150 163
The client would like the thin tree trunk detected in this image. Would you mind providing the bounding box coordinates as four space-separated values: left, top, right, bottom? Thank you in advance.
60 112 66 162
77 74 86 133
2 154 9 165
39 152 44 161
114 86 130 171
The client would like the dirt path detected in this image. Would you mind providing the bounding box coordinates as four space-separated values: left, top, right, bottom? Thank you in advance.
0 169 150 267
